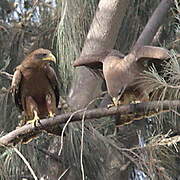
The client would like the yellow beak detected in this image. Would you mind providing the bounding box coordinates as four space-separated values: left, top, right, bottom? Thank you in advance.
42 53 56 63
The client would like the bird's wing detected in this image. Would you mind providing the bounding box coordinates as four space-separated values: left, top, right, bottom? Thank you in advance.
73 49 124 68
135 46 170 61
44 65 60 107
11 65 23 111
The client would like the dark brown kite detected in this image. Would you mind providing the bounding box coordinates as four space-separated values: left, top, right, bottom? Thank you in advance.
11 48 60 126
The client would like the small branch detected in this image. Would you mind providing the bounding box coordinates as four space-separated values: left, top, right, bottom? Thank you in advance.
133 0 173 50
0 100 179 146
13 147 38 180
151 135 180 147
130 134 180 151
0 71 13 80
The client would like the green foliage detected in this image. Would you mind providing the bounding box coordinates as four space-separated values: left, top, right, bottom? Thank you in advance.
54 0 98 93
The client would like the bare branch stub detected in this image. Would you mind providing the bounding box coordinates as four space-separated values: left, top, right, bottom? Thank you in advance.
0 71 13 80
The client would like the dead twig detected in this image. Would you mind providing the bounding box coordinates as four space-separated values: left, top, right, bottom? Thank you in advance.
0 71 13 80
13 147 38 180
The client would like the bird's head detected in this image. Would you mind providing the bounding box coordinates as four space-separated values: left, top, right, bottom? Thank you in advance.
28 48 56 64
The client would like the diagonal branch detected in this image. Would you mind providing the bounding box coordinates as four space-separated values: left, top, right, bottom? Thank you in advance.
0 71 13 81
133 0 173 50
0 100 180 146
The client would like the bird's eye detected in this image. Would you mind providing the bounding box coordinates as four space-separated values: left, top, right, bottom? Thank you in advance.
41 53 47 57
35 53 48 59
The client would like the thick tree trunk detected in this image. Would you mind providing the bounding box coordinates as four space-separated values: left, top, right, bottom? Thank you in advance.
69 0 130 109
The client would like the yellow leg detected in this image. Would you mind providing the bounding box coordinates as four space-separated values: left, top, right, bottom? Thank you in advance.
112 97 121 106
107 97 121 108
27 110 40 127
48 111 55 118
107 103 114 108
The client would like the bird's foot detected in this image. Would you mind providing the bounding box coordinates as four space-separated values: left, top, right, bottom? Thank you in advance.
131 100 141 104
48 111 55 118
107 98 121 108
27 111 40 127
107 103 115 108
27 117 40 127
113 97 121 106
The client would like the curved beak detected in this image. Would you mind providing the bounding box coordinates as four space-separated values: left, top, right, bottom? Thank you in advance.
42 53 56 63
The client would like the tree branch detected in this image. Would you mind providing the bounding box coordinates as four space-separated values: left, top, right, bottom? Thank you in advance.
0 71 13 81
133 0 173 50
0 100 179 146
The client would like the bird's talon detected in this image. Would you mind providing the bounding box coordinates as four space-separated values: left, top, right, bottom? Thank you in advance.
112 97 121 107
27 111 40 127
48 112 55 118
107 103 114 108
131 100 141 104
107 98 121 108
27 118 40 127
